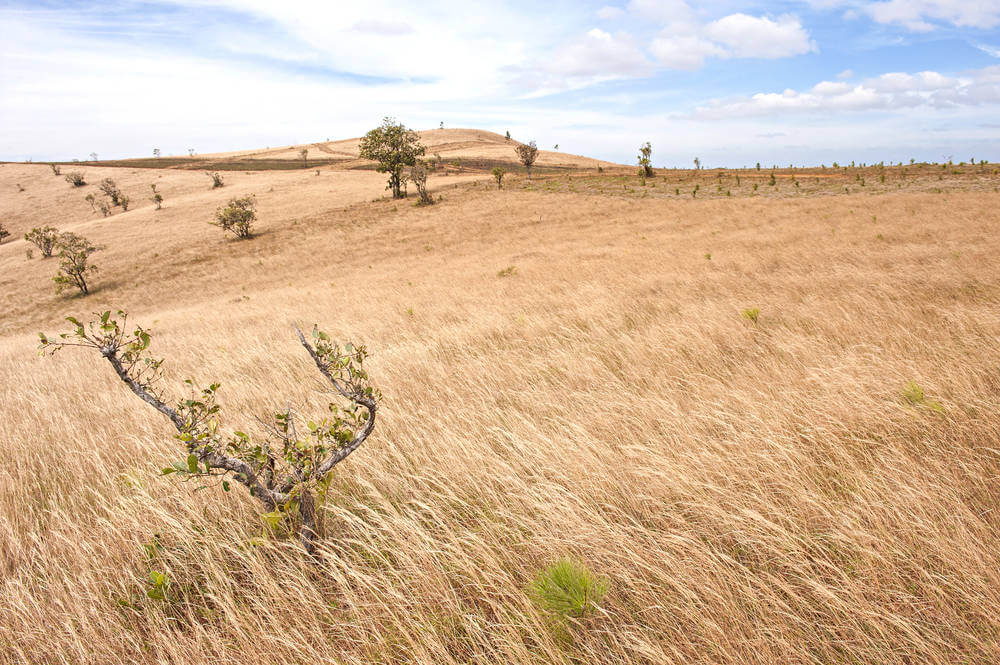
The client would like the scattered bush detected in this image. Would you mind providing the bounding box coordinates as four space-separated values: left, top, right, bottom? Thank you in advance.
212 194 257 238
359 117 426 199
50 163 61 176
24 226 59 257
150 184 163 210
39 312 381 555
52 232 103 295
99 178 123 206
119 193 130 211
497 265 517 277
206 171 224 188
492 166 506 189
515 140 539 179
65 171 86 187
0 223 9 244
299 148 308 166
529 558 608 620
637 142 653 177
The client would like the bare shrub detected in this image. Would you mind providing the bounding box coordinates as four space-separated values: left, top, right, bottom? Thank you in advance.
50 163 61 176
206 171 224 189
515 140 539 179
24 226 60 257
53 233 103 295
212 195 256 238
39 312 380 555
0 223 9 244
65 171 86 187
150 184 163 210
409 161 433 205
99 178 123 206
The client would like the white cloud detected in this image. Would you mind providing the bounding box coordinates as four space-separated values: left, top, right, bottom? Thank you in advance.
627 0 694 23
836 69 854 79
818 0 1000 31
977 44 1000 58
549 29 650 78
597 6 625 20
696 65 1000 118
349 20 415 36
650 34 727 70
705 13 815 58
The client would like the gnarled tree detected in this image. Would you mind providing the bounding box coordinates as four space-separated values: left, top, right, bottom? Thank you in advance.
39 312 379 555
53 233 103 295
515 140 539 179
359 117 425 199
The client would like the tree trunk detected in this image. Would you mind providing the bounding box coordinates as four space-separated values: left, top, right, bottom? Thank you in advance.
299 489 318 556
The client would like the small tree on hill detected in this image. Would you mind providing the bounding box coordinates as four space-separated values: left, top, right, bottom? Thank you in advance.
358 117 426 199
206 171 224 188
24 226 60 257
409 161 433 205
515 140 539 179
50 163 61 176
492 166 506 189
299 148 308 166
39 311 380 555
212 195 256 239
53 233 103 295
153 148 161 158
638 142 653 177
150 184 163 210
0 223 9 244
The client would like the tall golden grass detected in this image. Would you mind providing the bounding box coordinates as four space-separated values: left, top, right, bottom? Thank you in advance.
1 159 999 663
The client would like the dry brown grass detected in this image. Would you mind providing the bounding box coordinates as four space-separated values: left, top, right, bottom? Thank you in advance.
1 152 999 664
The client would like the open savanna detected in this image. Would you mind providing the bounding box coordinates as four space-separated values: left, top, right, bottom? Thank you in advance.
1 135 999 664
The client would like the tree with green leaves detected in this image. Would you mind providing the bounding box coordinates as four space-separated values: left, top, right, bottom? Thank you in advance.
299 148 308 166
492 166 506 189
515 140 539 179
358 117 426 199
409 161 433 205
212 195 256 239
53 233 103 295
24 226 60 257
638 142 653 177
39 311 380 555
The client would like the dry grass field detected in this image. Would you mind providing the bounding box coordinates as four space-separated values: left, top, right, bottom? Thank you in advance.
1 132 999 664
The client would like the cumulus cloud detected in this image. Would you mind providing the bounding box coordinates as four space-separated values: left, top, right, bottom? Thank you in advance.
818 0 1000 31
705 13 816 58
549 29 650 78
649 34 726 70
696 66 1000 117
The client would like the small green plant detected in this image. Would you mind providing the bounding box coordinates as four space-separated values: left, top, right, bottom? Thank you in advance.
299 148 308 166
902 381 943 412
497 265 517 277
65 171 86 187
409 161 433 205
206 171 224 188
769 172 776 186
212 195 257 238
150 184 163 210
492 166 506 189
637 142 653 177
704 252 711 260
145 570 170 601
742 307 760 323
24 226 60 257
529 558 608 620
0 223 9 244
52 232 103 295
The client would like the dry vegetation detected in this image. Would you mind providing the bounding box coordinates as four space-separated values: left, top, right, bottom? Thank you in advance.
1 133 999 664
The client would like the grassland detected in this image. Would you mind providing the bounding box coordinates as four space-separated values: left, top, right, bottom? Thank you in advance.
1 131 999 664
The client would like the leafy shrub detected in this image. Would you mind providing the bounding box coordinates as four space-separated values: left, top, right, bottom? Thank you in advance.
119 193 130 211
53 232 103 295
206 171 224 188
492 166 506 189
212 194 256 238
529 558 608 620
515 140 539 179
299 148 308 166
24 226 59 257
150 184 163 210
359 117 426 199
409 161 433 205
50 163 61 176
40 312 381 555
99 178 123 206
65 171 86 187
903 381 943 412
0 223 9 244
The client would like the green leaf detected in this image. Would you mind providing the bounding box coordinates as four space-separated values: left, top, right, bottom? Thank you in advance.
222 480 230 492
160 467 176 475
186 454 199 474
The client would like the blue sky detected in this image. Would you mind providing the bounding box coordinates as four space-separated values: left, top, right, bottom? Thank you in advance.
2 0 999 166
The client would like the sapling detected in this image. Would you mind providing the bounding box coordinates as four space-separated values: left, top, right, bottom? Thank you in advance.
39 311 380 555
0 223 9 244
52 232 103 295
24 226 60 257
409 161 433 205
212 195 256 238
492 166 506 189
150 184 163 210
515 140 539 179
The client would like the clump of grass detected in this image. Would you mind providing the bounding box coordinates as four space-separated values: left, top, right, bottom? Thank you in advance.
903 381 943 412
528 558 607 620
742 307 760 323
497 265 518 278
